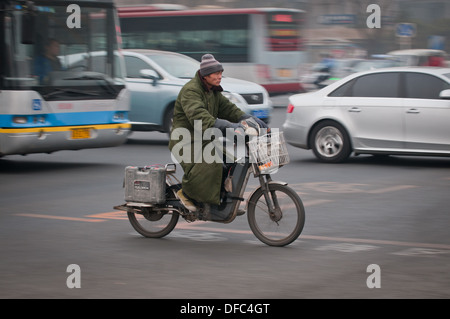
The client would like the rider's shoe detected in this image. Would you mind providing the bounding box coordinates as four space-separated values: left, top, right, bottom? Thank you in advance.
236 209 245 216
200 203 211 221
176 189 197 212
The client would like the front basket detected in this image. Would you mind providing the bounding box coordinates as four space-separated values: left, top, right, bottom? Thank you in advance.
247 131 290 174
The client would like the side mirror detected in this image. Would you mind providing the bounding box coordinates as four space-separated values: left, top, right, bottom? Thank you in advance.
140 69 159 86
439 89 450 99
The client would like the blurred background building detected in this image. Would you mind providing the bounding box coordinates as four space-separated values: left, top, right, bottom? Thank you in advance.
114 0 450 61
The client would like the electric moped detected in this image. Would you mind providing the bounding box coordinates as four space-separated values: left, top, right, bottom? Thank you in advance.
114 131 305 246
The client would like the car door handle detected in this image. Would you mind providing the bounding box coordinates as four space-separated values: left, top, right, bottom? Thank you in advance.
407 108 420 114
348 107 361 113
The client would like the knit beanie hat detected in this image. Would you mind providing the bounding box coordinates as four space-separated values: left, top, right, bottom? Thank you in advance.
199 54 224 76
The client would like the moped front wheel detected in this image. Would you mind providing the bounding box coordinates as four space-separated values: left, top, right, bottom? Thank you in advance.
127 185 179 238
247 184 305 247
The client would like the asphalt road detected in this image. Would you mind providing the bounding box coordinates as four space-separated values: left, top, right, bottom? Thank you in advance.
1 106 449 300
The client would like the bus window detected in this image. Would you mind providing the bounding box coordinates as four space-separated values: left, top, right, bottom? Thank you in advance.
119 7 306 94
121 14 249 63
0 0 130 157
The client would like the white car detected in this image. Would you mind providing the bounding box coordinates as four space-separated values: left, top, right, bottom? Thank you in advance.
123 49 272 133
283 67 450 163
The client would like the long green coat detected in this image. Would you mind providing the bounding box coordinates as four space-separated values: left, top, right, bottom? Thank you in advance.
168 71 245 205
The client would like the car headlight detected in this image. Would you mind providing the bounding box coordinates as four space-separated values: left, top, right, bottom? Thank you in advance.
222 91 245 104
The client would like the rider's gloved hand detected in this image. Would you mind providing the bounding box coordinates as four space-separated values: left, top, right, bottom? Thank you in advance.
234 126 246 138
214 118 245 136
239 115 270 134
239 117 260 136
251 117 269 130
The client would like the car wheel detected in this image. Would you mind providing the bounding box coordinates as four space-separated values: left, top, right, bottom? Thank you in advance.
310 121 351 163
163 105 174 135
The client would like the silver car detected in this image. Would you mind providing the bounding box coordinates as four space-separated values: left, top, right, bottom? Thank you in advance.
123 49 272 133
283 67 450 163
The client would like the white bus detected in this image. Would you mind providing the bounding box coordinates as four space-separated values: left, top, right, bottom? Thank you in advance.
0 0 130 157
118 6 306 95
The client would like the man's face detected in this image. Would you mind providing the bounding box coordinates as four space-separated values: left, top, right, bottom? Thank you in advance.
204 71 223 87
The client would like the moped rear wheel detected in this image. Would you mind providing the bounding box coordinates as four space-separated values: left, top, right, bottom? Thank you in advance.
127 209 179 238
247 184 305 246
127 185 179 238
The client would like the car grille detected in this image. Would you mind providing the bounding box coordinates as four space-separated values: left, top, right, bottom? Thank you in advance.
241 93 264 105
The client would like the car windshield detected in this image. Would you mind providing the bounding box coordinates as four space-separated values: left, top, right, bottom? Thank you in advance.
147 54 199 79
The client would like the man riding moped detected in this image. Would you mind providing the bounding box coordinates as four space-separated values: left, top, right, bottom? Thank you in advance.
168 54 268 213
115 53 305 247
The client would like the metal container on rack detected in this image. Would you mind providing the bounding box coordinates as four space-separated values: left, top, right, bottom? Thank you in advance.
124 165 166 204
